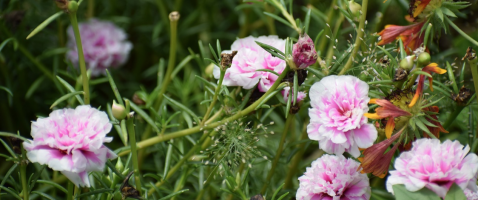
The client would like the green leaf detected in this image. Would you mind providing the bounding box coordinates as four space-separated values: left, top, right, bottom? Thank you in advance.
293 71 298 106
255 69 280 76
171 55 194 78
0 38 15 53
50 91 84 109
31 191 55 200
208 43 219 63
255 41 286 57
263 12 293 28
128 100 161 133
445 183 466 200
106 70 124 105
420 96 446 109
25 76 46 99
163 95 201 123
435 8 444 22
56 76 84 105
368 80 394 85
306 67 324 78
376 46 398 68
158 189 189 200
272 183 285 200
75 188 113 199
276 192 290 200
415 117 437 139
392 184 441 200
0 132 28 141
410 70 433 78
0 164 18 189
0 186 21 199
304 8 311 34
0 86 12 97
441 8 457 17
36 180 68 194
26 11 64 39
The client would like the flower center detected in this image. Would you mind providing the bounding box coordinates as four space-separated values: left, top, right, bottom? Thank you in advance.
59 149 68 155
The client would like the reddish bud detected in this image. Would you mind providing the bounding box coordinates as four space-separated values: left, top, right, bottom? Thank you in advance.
292 33 317 69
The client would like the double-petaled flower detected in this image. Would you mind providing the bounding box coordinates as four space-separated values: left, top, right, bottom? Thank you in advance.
409 63 447 107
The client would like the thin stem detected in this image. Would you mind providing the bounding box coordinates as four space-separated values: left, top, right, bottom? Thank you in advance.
126 109 142 195
147 130 213 195
153 12 179 110
317 0 337 54
284 120 308 189
201 70 225 125
264 3 277 35
272 0 300 33
446 17 478 47
67 181 74 200
325 14 344 66
20 149 28 200
118 66 291 157
260 114 294 194
443 106 465 130
87 0 94 19
69 9 90 104
468 57 478 106
338 0 368 75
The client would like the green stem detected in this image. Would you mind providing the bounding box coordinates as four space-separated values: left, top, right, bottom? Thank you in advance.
338 0 368 75
147 130 213 195
272 0 300 33
260 114 294 194
118 66 291 157
325 14 344 66
264 4 277 35
153 12 179 110
443 106 465 130
20 149 28 200
284 120 308 189
446 17 478 47
68 5 90 104
87 0 94 19
317 0 337 54
67 181 74 200
468 57 478 106
201 70 225 125
126 105 142 195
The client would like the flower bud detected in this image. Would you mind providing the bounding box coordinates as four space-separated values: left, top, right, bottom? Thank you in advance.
115 158 124 174
205 63 215 78
348 1 362 20
112 101 127 120
417 52 431 66
399 55 415 70
67 1 79 13
292 33 318 70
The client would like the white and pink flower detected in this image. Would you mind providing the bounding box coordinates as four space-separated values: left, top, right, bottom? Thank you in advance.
386 138 478 198
213 35 286 92
296 154 371 200
307 75 377 157
67 19 132 76
23 105 117 187
281 86 306 104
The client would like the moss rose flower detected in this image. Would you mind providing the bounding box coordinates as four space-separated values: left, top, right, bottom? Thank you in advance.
213 35 286 92
297 154 371 200
67 19 132 76
307 75 377 157
23 105 117 187
386 138 478 198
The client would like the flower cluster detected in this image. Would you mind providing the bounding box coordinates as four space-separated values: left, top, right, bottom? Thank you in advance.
307 75 377 157
67 19 132 76
23 105 117 187
296 155 371 200
387 138 478 198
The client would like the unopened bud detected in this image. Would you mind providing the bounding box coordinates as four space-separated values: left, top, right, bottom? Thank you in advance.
205 63 215 78
67 1 78 13
220 51 237 70
348 1 362 20
417 52 431 66
292 33 318 70
169 11 180 21
112 101 127 120
399 55 415 70
115 158 124 174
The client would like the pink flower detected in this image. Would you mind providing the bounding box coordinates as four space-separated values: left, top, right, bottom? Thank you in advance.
297 154 371 200
386 138 478 198
23 105 117 187
281 86 306 104
465 189 478 200
307 75 377 157
67 19 132 76
213 35 286 92
292 33 317 69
